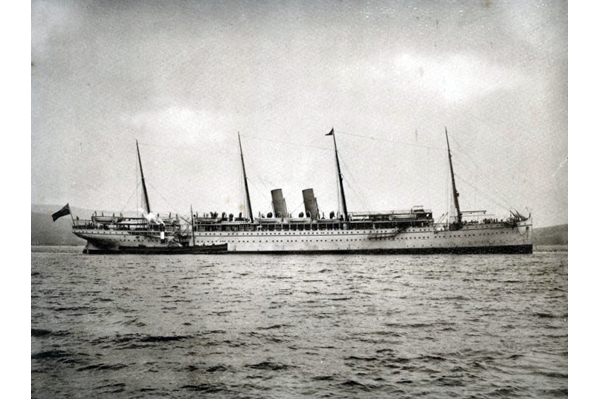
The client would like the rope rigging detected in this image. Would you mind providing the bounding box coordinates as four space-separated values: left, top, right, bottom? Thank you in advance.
134 128 522 220
120 182 142 215
337 152 372 213
454 173 513 213
147 181 185 219
450 148 518 212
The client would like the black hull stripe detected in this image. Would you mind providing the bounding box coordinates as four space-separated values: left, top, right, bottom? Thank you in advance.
230 245 533 255
83 244 532 255
83 245 227 255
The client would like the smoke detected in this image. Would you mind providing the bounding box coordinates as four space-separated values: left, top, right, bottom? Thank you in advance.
141 210 165 225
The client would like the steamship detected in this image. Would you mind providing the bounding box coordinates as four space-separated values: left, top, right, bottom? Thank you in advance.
66 128 532 254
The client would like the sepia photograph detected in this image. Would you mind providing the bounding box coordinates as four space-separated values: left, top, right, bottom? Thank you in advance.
31 0 568 398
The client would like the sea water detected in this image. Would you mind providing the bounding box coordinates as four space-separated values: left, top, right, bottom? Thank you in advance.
31 246 568 398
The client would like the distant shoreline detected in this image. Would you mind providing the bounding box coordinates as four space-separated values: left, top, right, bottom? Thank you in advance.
533 244 568 251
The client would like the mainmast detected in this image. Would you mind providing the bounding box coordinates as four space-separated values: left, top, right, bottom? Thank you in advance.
326 128 349 221
136 140 151 215
238 133 254 223
445 127 462 228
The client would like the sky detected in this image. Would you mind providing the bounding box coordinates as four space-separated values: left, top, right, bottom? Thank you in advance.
31 0 567 228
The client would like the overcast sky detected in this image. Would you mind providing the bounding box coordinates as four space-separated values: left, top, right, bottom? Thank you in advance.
31 0 567 227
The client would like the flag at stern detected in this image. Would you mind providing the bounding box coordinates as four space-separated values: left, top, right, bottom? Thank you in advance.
52 203 71 222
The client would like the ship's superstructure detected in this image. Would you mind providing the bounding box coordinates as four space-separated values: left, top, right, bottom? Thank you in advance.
63 129 532 254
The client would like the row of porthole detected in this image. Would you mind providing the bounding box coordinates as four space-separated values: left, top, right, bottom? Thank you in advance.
200 236 510 243
204 240 500 247
87 232 507 242
84 227 509 237
198 228 432 233
85 230 509 240
198 229 511 237
201 231 392 236
203 237 501 243
443 231 508 238
212 238 391 243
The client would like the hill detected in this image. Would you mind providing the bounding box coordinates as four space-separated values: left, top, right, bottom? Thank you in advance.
31 204 130 246
31 212 86 246
533 224 568 246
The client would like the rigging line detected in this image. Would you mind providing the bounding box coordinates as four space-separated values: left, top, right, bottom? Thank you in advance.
239 164 248 217
427 147 431 206
435 212 448 225
446 141 517 207
450 145 482 171
344 179 372 213
337 152 372 213
449 140 496 175
290 201 305 215
446 158 450 227
240 134 329 151
454 174 513 212
448 136 523 205
451 156 516 210
135 149 139 217
335 129 444 151
247 168 272 195
340 167 371 213
448 134 471 155
448 134 500 171
335 160 340 214
453 169 514 212
137 141 239 157
246 177 271 202
120 182 142 214
146 181 184 217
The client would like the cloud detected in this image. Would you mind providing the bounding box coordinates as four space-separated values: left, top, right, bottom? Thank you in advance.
124 106 233 144
499 0 566 55
393 52 525 104
31 0 82 58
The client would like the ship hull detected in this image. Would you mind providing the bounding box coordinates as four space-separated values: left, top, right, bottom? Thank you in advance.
74 221 532 255
192 221 533 254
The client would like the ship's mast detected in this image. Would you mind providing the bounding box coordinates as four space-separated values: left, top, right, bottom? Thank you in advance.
238 133 254 223
327 128 348 221
190 204 195 246
136 140 151 215
445 128 462 227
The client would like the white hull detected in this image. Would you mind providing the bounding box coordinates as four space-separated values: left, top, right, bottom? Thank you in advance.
74 220 532 254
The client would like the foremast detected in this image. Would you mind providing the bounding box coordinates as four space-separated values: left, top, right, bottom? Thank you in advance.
136 140 151 215
238 133 254 223
326 128 349 222
445 127 462 229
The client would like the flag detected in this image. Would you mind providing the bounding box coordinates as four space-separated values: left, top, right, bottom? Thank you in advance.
52 204 71 222
325 128 334 136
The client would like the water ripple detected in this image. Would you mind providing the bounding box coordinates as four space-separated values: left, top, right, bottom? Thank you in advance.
31 246 568 398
